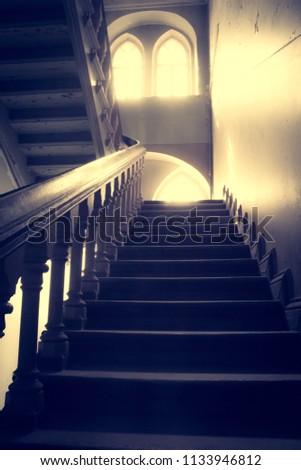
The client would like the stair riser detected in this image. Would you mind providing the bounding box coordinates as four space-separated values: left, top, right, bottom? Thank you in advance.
99 277 272 301
140 203 227 211
124 234 245 246
41 377 301 437
117 245 251 260
133 216 234 224
142 200 224 204
86 301 287 331
138 209 230 217
66 333 301 373
110 260 259 277
133 224 239 235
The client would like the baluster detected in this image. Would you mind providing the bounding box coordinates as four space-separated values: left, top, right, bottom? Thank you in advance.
128 166 136 217
63 201 88 330
0 248 26 339
4 234 48 426
82 191 101 300
225 188 229 206
238 204 243 221
95 188 110 277
0 260 14 339
243 211 249 234
111 177 124 246
137 160 144 210
250 221 257 245
120 173 128 237
104 183 118 260
232 198 238 218
229 193 233 213
124 168 132 219
133 164 139 215
38 216 71 371
132 162 139 215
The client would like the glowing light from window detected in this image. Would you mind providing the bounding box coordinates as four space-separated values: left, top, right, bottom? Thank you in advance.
112 40 143 99
156 38 189 97
153 167 209 202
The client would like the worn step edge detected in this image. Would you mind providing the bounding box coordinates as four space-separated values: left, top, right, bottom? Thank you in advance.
40 369 301 383
3 429 301 450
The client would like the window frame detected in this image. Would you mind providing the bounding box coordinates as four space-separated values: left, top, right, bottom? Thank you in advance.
152 29 193 97
111 33 145 99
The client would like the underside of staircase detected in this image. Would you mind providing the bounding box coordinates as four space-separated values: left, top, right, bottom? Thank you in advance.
2 200 301 449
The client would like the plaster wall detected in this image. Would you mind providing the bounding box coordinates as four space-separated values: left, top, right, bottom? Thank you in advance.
210 0 301 296
105 6 212 185
119 96 211 181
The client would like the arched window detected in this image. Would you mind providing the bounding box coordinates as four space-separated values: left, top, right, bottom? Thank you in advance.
154 30 191 97
111 34 144 99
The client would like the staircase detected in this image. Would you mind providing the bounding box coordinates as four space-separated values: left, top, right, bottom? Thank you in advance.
0 0 122 181
5 199 301 449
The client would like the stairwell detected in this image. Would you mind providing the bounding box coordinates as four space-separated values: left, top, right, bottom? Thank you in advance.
4 199 301 449
0 0 301 450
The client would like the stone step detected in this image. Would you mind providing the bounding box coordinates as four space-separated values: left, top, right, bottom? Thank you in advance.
138 209 230 217
65 330 301 373
4 429 301 450
85 299 288 331
138 206 230 218
142 199 224 204
128 223 239 235
124 233 245 245
140 202 227 211
133 215 234 224
99 276 272 301
40 370 301 438
117 244 251 260
110 259 259 277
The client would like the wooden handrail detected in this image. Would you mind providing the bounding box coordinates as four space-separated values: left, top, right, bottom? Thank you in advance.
0 140 145 259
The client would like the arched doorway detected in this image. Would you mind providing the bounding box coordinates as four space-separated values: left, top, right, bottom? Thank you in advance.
142 152 210 201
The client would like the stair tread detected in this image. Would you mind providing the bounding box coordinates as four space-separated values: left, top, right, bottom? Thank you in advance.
68 329 296 336
5 429 301 450
87 299 281 305
101 275 265 280
112 258 253 263
41 369 301 382
30 198 301 439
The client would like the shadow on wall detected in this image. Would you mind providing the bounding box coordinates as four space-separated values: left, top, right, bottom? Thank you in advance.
142 152 210 201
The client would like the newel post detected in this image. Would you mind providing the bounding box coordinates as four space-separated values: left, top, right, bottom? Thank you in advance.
63 201 88 329
38 216 71 371
4 234 48 427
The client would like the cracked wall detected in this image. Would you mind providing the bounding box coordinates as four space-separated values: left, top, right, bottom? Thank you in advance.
209 0 301 297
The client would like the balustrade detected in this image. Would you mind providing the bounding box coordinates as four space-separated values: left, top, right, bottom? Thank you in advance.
0 140 145 424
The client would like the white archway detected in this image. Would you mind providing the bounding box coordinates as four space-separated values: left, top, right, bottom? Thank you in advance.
143 152 210 201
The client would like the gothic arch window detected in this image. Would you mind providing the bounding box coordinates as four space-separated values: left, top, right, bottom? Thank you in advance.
111 34 144 99
154 30 192 97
